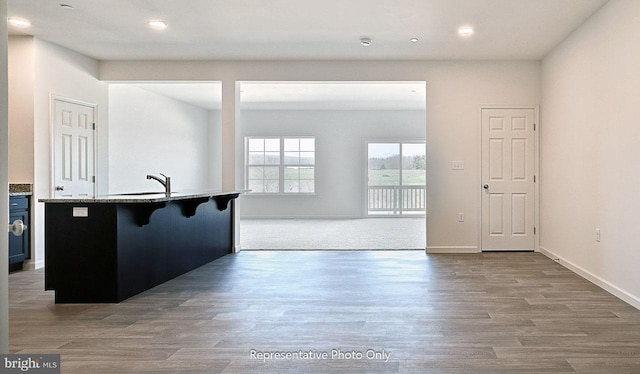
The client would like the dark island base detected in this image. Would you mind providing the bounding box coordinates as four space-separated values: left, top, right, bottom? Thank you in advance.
9 262 24 272
45 198 235 303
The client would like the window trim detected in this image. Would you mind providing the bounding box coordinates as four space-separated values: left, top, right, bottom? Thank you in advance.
245 136 316 195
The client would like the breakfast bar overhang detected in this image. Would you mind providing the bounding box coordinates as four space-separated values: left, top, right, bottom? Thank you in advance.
40 191 240 303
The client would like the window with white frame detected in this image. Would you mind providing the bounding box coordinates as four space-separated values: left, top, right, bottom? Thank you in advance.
246 137 281 193
246 136 315 194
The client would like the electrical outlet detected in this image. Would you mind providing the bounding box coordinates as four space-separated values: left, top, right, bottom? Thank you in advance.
596 228 601 242
458 212 465 222
452 161 464 170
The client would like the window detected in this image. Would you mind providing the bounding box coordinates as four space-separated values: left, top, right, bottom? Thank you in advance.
246 137 315 194
246 138 280 193
366 141 426 216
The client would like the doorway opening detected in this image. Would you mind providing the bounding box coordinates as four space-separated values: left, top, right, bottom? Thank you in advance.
106 82 222 194
237 81 427 250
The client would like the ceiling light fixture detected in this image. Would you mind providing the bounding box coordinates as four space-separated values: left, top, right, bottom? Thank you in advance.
458 25 474 37
410 38 419 43
7 17 31 28
360 37 372 47
148 20 168 30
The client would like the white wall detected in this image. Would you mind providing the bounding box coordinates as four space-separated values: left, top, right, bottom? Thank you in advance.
8 36 34 183
240 109 425 218
101 60 540 251
209 110 223 190
540 0 640 308
1 0 10 354
30 38 109 269
108 85 211 193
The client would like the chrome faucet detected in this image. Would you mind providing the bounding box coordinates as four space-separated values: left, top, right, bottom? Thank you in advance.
146 173 171 196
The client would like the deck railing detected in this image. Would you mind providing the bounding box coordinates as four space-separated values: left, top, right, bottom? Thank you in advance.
367 185 426 215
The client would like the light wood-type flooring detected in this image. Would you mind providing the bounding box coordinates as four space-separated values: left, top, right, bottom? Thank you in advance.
9 251 640 373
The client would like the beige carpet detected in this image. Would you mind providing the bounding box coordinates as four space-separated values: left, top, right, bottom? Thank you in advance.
240 218 426 250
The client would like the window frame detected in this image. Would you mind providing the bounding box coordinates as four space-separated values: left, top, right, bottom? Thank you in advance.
245 136 316 195
245 137 282 194
362 138 426 217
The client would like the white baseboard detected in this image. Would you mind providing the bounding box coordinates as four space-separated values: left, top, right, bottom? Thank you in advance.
240 215 363 220
28 260 45 270
426 246 480 254
539 246 640 310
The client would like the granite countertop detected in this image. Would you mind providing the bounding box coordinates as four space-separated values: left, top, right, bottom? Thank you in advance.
39 190 240 204
9 184 33 196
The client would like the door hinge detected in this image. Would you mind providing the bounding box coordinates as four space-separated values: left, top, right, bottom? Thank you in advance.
534 227 536 235
534 175 536 183
534 123 536 131
92 176 95 183
93 123 96 130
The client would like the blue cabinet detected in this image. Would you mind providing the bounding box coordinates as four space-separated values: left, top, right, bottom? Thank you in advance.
9 195 30 272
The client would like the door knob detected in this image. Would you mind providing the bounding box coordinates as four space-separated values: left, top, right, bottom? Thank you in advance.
8 220 27 236
483 184 489 189
55 186 65 191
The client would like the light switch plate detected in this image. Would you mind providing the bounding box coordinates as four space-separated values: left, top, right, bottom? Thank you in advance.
452 161 464 170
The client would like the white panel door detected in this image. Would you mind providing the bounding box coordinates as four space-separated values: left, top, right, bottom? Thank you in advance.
481 108 535 251
52 98 95 198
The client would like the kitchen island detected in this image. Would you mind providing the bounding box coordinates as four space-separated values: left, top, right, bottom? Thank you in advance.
40 191 240 303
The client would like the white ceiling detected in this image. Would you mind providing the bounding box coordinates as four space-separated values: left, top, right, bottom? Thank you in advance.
239 82 427 110
7 0 609 110
8 0 608 61
122 82 427 111
130 83 222 110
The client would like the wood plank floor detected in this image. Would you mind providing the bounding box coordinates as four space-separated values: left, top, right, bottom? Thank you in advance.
8 251 640 373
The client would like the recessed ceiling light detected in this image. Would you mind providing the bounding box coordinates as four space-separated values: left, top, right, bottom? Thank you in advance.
148 20 168 30
360 37 372 47
60 4 74 9
410 38 419 43
7 17 31 28
458 25 474 37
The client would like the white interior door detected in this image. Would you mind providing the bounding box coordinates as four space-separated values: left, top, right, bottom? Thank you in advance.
52 97 96 198
481 108 536 251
